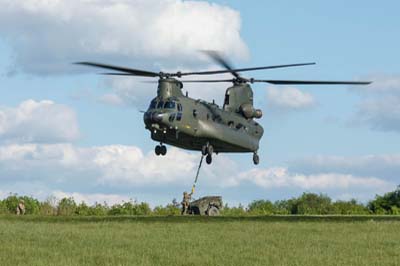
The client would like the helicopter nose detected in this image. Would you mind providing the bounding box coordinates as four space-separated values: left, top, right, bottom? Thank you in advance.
151 112 164 123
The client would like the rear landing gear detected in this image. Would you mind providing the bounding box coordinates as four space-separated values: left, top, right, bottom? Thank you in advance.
202 143 214 165
206 154 212 164
155 144 167 156
253 152 259 165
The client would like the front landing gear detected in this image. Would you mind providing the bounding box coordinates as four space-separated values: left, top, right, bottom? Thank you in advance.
202 143 214 165
253 152 259 165
155 144 167 156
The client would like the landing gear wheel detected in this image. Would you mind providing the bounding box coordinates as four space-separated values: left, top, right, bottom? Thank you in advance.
253 153 259 165
201 145 207 156
155 145 161 156
206 154 212 165
207 145 214 156
207 206 220 216
160 145 167 156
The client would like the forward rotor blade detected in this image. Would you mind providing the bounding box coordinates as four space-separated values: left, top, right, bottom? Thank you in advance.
75 62 159 77
252 79 372 85
179 63 316 77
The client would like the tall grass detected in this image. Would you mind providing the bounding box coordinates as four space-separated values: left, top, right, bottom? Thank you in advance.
0 216 399 266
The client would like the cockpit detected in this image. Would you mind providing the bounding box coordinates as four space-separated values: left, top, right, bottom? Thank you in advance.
148 99 182 111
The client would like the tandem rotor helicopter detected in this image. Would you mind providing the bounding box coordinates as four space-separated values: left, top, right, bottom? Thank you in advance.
76 51 371 165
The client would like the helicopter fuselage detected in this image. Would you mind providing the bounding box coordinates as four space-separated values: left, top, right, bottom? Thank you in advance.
143 78 264 153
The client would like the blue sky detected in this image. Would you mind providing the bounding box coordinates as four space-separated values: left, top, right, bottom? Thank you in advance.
0 0 399 206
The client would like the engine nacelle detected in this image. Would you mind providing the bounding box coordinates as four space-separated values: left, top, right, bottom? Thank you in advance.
240 104 263 119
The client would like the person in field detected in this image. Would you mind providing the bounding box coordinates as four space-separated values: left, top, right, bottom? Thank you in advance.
181 191 192 215
16 199 26 215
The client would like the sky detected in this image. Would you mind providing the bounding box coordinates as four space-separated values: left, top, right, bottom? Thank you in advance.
0 0 399 206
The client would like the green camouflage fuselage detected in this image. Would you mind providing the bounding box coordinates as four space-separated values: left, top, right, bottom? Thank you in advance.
143 78 263 153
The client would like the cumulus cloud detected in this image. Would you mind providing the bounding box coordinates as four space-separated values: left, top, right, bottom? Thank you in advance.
0 100 80 143
350 74 400 132
266 86 315 111
226 167 392 191
0 0 248 75
0 141 395 203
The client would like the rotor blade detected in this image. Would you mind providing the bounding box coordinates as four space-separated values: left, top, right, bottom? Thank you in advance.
179 63 316 77
179 79 235 83
75 62 160 77
100 72 138 76
202 50 240 79
252 79 372 85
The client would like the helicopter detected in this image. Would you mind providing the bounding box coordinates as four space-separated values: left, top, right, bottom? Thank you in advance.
76 51 371 165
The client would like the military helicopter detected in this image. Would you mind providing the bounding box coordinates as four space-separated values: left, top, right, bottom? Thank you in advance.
76 51 371 165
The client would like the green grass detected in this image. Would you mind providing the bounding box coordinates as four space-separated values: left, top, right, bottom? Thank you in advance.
0 216 399 266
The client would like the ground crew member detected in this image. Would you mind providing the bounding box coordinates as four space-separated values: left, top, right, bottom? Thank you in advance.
181 191 193 215
16 199 25 215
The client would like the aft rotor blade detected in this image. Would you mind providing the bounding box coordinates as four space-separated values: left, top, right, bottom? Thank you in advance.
252 79 372 85
201 50 240 79
179 79 234 83
179 63 316 77
75 62 160 77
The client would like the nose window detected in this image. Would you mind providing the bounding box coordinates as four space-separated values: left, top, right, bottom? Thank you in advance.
164 101 176 109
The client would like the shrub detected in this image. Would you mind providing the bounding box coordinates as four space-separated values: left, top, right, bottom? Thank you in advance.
57 197 77 216
248 200 275 215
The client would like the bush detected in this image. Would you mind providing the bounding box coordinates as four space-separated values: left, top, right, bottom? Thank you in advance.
108 200 151 216
294 193 333 215
221 204 247 216
153 204 181 216
248 200 275 215
332 199 369 215
57 197 77 216
368 186 400 214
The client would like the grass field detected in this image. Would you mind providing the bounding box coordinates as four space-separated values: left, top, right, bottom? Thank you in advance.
0 216 399 266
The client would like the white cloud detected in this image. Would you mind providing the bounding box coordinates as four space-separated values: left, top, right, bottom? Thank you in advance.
266 86 315 111
0 0 248 75
350 74 400 132
0 100 80 143
0 143 198 186
230 167 392 191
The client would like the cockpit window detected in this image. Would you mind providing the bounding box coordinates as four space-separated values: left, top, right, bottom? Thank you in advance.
149 100 157 109
157 101 164 109
177 103 182 112
164 101 176 109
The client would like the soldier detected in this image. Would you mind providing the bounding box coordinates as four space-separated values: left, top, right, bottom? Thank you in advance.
16 199 26 215
181 191 193 215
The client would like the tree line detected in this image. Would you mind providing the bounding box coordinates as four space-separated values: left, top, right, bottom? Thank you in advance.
1 186 400 216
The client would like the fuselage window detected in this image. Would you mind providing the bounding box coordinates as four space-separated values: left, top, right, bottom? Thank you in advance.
176 113 182 121
228 121 234 128
236 123 244 130
164 101 176 109
157 101 164 109
177 103 183 112
168 113 176 122
193 109 197 118
149 100 157 109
